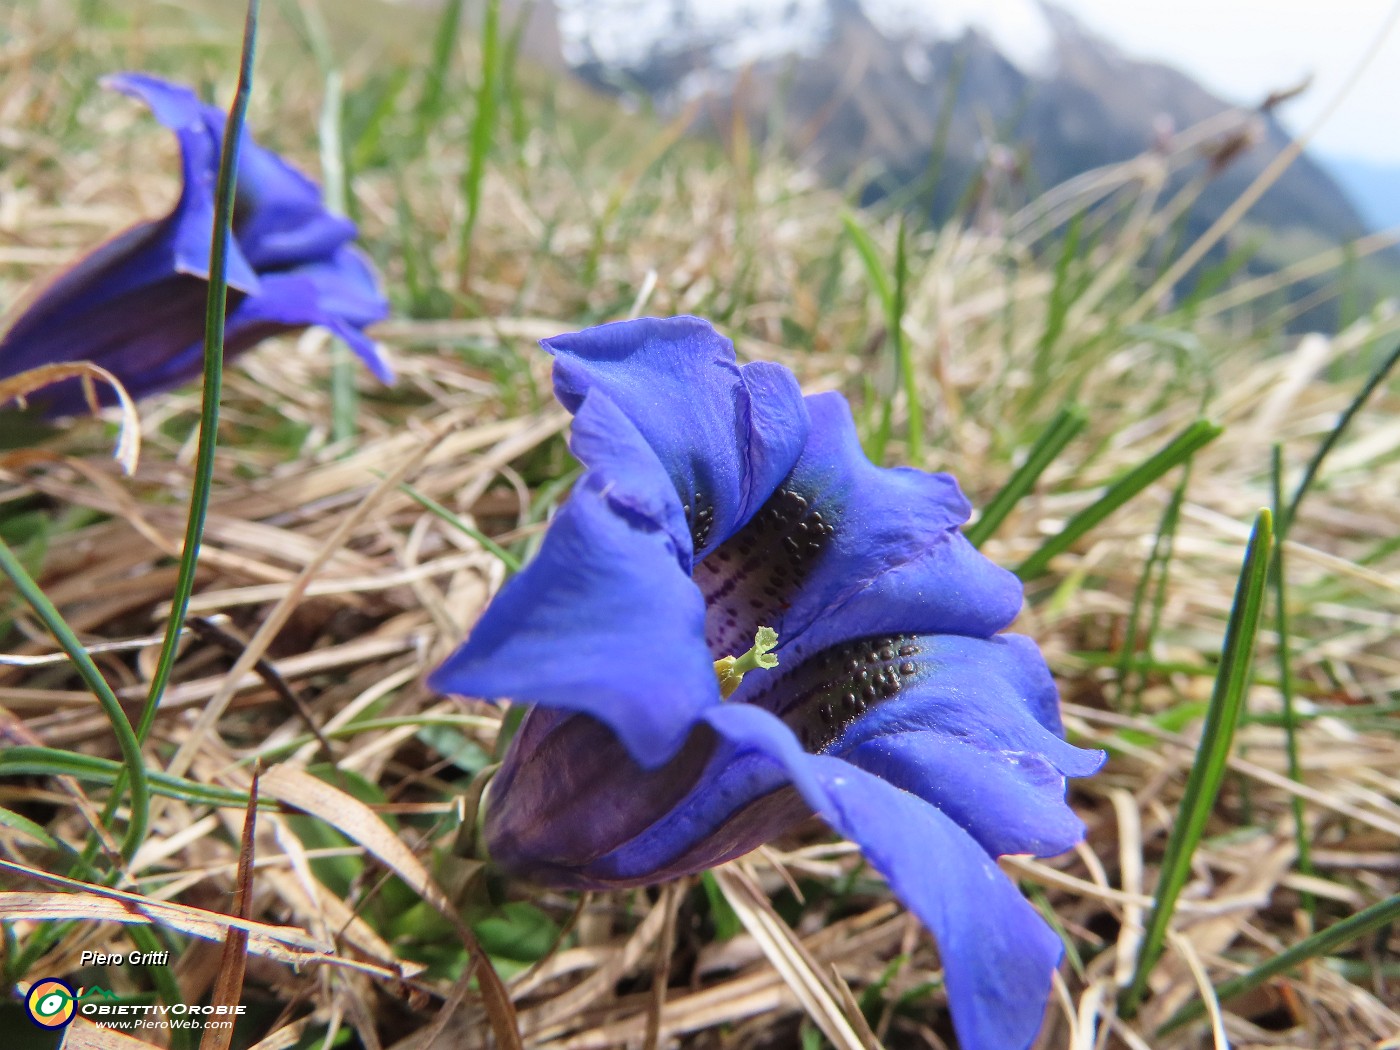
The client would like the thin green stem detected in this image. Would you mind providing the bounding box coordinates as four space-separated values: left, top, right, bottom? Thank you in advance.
1270 444 1314 915
0 747 275 810
138 0 261 738
1116 460 1191 713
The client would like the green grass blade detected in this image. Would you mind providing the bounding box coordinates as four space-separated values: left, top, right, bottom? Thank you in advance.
458 0 501 288
395 479 521 572
892 219 923 462
965 404 1087 548
415 0 465 138
0 538 149 862
841 211 894 317
318 68 359 444
1017 419 1222 581
1160 892 1400 1034
1116 459 1191 713
0 747 271 810
1121 509 1274 1017
1280 335 1400 538
1032 212 1082 389
0 805 58 849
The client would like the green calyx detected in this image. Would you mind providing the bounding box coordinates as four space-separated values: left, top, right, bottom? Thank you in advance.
715 626 780 698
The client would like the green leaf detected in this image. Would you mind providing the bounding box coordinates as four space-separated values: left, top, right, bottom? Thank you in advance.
0 540 149 863
395 478 521 571
1121 509 1273 1016
474 901 560 963
700 870 742 942
458 0 502 285
841 211 894 318
415 0 465 136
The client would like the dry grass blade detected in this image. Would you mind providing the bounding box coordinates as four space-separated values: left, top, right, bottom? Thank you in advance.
711 864 878 1050
0 361 140 474
0 890 327 962
1167 931 1228 1050
256 765 522 1049
165 420 456 781
521 883 674 1036
257 766 453 915
643 881 682 1050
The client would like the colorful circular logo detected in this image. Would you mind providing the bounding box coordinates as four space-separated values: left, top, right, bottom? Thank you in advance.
25 978 77 1029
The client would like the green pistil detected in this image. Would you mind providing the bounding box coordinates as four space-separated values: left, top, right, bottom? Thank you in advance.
715 626 780 698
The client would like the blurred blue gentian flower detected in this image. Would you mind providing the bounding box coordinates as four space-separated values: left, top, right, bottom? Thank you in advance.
0 73 391 417
431 316 1103 1050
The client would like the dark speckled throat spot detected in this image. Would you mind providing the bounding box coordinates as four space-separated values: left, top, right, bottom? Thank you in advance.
695 485 836 655
681 490 716 552
745 635 925 752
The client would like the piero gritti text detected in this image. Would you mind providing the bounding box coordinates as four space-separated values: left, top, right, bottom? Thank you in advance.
79 950 171 966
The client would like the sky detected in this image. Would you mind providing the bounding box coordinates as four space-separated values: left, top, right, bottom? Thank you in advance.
1052 0 1400 165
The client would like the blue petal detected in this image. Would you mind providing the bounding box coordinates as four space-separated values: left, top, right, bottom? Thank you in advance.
582 733 801 885
428 479 718 766
832 635 1103 779
843 733 1088 859
225 248 393 382
1 222 170 374
103 74 261 293
0 266 210 414
227 130 360 272
703 392 1022 660
705 704 1064 1050
543 317 809 558
566 389 694 566
106 72 356 274
0 74 389 413
739 631 1102 857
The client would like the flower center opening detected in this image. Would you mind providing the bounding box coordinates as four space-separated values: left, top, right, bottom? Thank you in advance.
695 485 835 656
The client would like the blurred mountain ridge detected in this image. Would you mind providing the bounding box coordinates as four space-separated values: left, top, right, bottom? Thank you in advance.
511 1 1378 256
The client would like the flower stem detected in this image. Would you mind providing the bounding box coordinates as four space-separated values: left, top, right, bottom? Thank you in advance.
138 0 261 736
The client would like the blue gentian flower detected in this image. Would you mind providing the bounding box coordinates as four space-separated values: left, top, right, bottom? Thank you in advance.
430 316 1103 1050
0 73 390 417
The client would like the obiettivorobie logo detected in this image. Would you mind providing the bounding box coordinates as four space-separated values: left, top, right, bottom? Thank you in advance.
23 979 100 1029
21 979 243 1032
